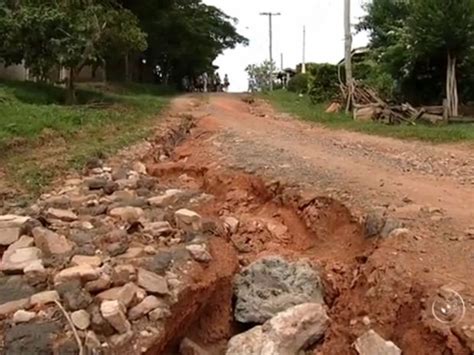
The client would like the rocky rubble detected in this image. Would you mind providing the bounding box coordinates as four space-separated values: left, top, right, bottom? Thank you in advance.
0 142 216 354
233 256 324 323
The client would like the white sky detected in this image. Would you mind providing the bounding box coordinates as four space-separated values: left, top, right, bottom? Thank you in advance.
203 0 369 92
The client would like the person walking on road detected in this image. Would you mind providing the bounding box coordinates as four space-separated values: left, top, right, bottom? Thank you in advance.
223 74 230 92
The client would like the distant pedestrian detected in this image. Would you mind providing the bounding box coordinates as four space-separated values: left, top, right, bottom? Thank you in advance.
214 73 222 92
224 74 230 92
202 72 209 93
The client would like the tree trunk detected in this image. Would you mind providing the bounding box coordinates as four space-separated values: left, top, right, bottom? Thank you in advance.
125 54 130 82
344 0 354 114
66 67 76 105
446 53 459 118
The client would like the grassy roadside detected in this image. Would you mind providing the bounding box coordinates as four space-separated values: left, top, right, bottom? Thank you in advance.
0 80 174 198
263 90 474 144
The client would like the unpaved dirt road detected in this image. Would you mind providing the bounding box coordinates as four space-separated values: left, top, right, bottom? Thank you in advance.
163 94 474 353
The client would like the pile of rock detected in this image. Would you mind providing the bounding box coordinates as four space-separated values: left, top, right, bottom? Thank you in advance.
0 157 215 354
223 256 402 355
224 256 328 355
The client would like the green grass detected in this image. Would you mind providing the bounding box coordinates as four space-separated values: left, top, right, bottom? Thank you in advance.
0 80 174 196
263 90 474 144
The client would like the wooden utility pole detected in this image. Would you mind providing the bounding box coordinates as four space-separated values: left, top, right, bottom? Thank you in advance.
344 0 353 113
302 26 307 74
260 12 281 91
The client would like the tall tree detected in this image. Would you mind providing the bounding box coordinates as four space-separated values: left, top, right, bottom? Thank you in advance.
121 0 248 85
0 0 147 104
408 0 474 117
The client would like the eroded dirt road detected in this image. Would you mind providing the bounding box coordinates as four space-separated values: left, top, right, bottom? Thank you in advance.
162 94 474 354
0 94 473 355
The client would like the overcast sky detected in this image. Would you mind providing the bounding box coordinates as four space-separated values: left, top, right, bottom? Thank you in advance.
203 0 369 92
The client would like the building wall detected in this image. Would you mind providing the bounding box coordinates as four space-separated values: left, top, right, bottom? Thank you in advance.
0 62 29 81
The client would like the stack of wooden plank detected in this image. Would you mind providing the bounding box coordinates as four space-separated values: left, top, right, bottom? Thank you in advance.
339 81 448 125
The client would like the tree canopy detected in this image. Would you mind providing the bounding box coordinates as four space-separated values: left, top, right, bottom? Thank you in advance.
358 0 474 114
120 0 248 84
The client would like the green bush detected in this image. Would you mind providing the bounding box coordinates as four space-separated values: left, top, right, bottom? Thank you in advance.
308 63 339 103
287 73 309 93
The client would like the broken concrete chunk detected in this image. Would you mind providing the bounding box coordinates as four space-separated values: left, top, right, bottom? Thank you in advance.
71 310 91 330
32 227 74 256
100 300 131 334
186 244 212 262
54 264 99 285
0 215 30 228
30 290 60 306
46 208 78 222
71 255 102 267
137 268 169 295
353 330 402 355
128 295 163 321
0 247 42 273
175 209 202 232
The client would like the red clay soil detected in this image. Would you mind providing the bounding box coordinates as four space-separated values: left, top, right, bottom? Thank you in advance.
144 95 473 354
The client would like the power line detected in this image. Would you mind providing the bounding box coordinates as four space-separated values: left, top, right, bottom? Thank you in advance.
260 12 281 91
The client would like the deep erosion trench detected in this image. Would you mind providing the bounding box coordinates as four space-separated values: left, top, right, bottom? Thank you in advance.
0 97 471 355
143 112 470 355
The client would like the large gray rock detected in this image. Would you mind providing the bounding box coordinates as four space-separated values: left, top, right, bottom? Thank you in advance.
226 303 329 355
353 330 401 355
233 256 324 323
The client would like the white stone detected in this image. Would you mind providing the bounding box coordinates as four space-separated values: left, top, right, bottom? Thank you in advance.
71 255 102 267
109 207 144 222
0 227 20 246
0 247 42 272
186 244 212 262
132 162 147 175
226 303 329 355
137 268 169 295
7 235 34 252
97 283 138 308
223 216 240 234
128 296 163 320
353 330 401 355
148 307 171 321
46 208 78 222
54 264 99 285
148 189 183 207
143 221 173 237
13 309 36 323
0 215 30 228
71 310 91 330
32 227 74 255
175 209 202 232
0 298 30 317
100 300 131 334
30 290 60 306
